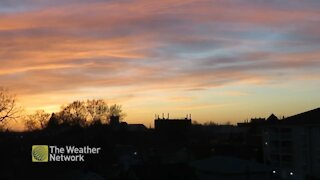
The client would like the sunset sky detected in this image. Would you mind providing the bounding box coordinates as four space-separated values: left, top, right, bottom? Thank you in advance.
1 0 320 129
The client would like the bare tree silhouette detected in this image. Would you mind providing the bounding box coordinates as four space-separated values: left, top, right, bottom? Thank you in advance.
59 100 87 127
24 110 51 130
35 110 51 129
24 118 37 131
109 104 125 121
0 87 20 123
47 99 125 127
86 99 109 124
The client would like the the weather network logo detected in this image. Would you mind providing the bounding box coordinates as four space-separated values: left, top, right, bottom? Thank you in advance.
32 145 49 162
32 145 101 162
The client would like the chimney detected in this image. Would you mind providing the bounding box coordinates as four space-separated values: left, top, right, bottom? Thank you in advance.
110 115 120 125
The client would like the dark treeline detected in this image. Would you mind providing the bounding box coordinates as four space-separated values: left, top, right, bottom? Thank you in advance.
32 99 125 130
0 117 196 179
0 88 274 180
0 117 262 180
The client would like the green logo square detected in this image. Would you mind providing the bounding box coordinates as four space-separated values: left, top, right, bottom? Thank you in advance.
32 145 48 162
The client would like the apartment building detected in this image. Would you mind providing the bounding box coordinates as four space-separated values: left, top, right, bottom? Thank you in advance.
263 108 320 180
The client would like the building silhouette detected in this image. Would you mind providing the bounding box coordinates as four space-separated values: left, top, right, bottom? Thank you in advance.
154 114 192 133
263 108 320 180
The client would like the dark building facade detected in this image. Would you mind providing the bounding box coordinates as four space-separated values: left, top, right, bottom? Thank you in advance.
263 108 320 180
154 117 192 133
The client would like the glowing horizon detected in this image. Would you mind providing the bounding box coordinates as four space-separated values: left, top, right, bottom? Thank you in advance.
1 0 320 130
